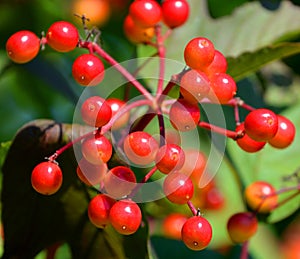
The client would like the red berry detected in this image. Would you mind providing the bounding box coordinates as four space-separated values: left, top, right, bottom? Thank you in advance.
123 131 159 166
180 70 210 103
268 115 296 149
123 15 155 44
184 37 215 70
181 215 212 251
227 212 258 243
203 50 227 76
169 99 200 132
6 30 40 63
72 54 105 86
181 149 207 183
31 161 63 195
88 194 115 228
106 98 130 130
236 123 266 153
81 134 112 165
244 108 278 142
76 158 107 186
81 96 112 127
155 144 185 174
129 0 162 28
46 21 79 52
209 73 237 104
103 166 137 198
204 185 225 210
244 181 278 213
162 213 188 240
163 171 194 204
162 0 189 28
109 199 142 235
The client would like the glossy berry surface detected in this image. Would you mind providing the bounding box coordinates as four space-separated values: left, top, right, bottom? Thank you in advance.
81 135 112 165
155 144 185 174
81 96 112 127
106 98 130 129
245 181 278 213
184 37 215 70
129 0 162 28
227 212 258 243
181 216 212 251
123 131 159 165
31 161 63 195
46 21 79 52
236 123 266 153
180 70 210 103
244 108 278 142
123 15 155 44
103 166 137 198
169 99 200 132
76 158 107 186
6 30 40 63
109 199 142 235
88 194 115 228
204 50 228 76
162 213 188 240
209 72 237 104
162 0 189 28
268 115 296 149
163 171 194 204
72 54 105 86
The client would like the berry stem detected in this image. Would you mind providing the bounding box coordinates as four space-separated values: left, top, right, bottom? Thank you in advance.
186 200 198 216
227 98 256 112
198 121 241 140
157 109 166 146
240 241 249 259
155 24 166 96
79 41 153 102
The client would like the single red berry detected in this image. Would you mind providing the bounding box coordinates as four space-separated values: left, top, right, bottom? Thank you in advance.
244 181 278 213
31 161 63 195
155 144 185 174
235 123 266 153
129 0 162 28
163 171 194 204
81 96 112 127
180 70 210 103
209 73 237 104
184 37 215 70
244 108 278 142
162 0 189 28
106 98 130 130
181 215 212 251
169 99 200 132
72 54 105 86
181 149 207 184
204 185 225 210
123 15 155 44
102 166 137 198
46 21 79 52
268 115 296 149
88 194 115 228
227 212 258 243
123 131 159 166
162 213 188 240
203 50 227 76
76 158 107 186
6 30 40 63
81 134 112 165
109 199 142 235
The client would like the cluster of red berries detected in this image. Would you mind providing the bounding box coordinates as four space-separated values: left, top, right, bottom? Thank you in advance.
123 0 189 44
5 0 297 254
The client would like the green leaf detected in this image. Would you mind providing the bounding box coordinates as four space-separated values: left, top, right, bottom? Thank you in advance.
227 43 300 81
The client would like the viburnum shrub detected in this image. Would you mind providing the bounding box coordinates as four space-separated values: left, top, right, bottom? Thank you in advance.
5 0 300 257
